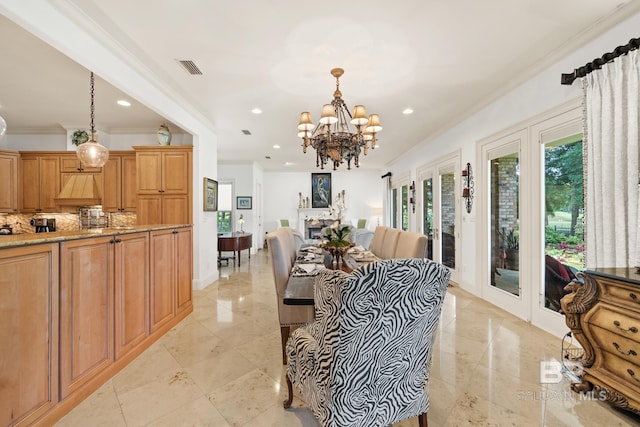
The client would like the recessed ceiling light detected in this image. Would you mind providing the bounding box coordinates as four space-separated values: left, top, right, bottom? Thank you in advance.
402 108 414 115
117 100 131 107
284 162 295 166
251 108 262 114
273 144 280 149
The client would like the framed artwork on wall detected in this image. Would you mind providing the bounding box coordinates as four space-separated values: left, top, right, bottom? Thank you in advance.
204 177 218 211
237 196 252 209
311 173 331 208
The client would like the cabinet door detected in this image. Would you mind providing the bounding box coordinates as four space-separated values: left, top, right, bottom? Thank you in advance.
101 156 121 212
162 151 189 194
136 152 162 194
60 155 102 173
0 244 59 426
121 154 137 211
60 237 114 399
114 232 149 359
176 227 193 314
20 156 40 212
163 194 190 225
150 229 175 332
137 195 162 225
0 152 19 212
39 156 61 212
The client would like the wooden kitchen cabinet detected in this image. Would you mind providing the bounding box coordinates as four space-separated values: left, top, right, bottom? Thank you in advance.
561 268 640 415
102 153 137 212
20 153 60 212
134 146 192 225
59 154 102 173
0 243 59 426
0 150 20 213
149 227 193 332
114 232 150 359
59 237 115 399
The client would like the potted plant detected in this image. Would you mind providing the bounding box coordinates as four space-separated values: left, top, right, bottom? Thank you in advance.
71 129 89 146
320 225 354 264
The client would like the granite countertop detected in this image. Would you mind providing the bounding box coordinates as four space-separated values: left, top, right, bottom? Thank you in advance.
0 224 192 249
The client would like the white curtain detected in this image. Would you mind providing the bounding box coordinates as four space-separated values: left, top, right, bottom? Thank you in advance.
583 49 640 268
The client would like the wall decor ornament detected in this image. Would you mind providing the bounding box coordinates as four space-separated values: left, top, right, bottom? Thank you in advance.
204 177 218 211
237 196 252 209
311 173 332 208
462 162 474 213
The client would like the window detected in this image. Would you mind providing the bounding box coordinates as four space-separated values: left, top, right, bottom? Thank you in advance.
217 182 233 232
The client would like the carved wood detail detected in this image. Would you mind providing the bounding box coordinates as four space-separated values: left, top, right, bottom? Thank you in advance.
560 272 599 367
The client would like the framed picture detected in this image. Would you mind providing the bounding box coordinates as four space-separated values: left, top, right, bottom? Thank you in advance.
203 177 218 211
311 173 331 208
237 196 252 210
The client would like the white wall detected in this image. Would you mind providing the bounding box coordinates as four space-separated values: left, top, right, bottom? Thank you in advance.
386 11 640 295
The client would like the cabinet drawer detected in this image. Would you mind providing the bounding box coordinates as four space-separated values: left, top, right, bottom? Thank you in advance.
598 277 640 309
587 304 640 339
598 350 640 394
590 325 640 367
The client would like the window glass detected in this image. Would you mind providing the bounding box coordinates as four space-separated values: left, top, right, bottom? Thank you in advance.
217 183 233 232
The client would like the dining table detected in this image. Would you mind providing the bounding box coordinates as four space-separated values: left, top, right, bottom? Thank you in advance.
283 245 380 305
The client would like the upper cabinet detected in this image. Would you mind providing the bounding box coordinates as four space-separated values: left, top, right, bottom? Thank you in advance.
0 150 20 213
134 146 192 225
102 153 137 212
59 154 102 173
135 146 191 195
20 153 61 213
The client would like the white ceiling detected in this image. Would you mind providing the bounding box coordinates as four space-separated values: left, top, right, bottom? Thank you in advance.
1 0 638 171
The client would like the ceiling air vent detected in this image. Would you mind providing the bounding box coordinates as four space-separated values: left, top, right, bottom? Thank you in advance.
242 130 252 135
176 60 203 75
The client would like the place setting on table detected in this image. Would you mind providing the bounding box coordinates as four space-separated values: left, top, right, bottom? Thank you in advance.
284 242 382 305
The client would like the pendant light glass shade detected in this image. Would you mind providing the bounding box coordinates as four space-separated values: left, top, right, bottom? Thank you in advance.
77 135 109 167
77 72 109 168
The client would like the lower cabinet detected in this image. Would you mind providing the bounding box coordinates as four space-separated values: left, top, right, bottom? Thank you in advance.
2 226 192 426
150 227 193 333
0 244 59 427
59 236 115 399
114 232 150 359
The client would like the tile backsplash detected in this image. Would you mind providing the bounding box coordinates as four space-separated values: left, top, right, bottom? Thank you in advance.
0 212 137 233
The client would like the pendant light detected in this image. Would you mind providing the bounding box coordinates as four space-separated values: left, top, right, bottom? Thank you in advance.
77 72 109 167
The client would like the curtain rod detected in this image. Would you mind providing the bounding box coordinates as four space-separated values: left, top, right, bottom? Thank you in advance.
560 37 640 85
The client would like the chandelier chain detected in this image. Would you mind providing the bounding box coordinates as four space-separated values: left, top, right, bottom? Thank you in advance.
90 71 95 137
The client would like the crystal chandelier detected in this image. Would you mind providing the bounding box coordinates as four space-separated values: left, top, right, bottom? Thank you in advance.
297 68 382 170
76 72 109 167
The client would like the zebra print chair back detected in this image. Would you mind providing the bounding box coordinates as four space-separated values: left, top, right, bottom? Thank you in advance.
285 258 451 427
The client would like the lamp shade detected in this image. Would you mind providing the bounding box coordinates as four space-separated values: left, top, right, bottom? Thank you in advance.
319 104 338 124
77 140 109 167
350 105 368 125
297 112 314 131
364 114 382 133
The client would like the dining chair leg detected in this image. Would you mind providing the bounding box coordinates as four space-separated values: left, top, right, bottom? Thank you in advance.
283 375 293 409
280 326 290 364
418 412 428 427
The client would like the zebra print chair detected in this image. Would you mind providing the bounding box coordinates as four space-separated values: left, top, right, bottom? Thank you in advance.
284 258 451 427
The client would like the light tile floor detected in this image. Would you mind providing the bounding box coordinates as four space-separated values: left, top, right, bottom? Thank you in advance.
56 249 640 426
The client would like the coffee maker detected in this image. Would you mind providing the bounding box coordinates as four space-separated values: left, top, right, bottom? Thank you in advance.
34 218 56 233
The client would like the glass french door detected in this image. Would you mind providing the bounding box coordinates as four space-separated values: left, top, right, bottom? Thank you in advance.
417 154 460 283
480 130 527 317
530 108 584 337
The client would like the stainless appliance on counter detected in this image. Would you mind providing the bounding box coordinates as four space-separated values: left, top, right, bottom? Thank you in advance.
34 218 56 233
0 224 14 235
78 206 108 229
